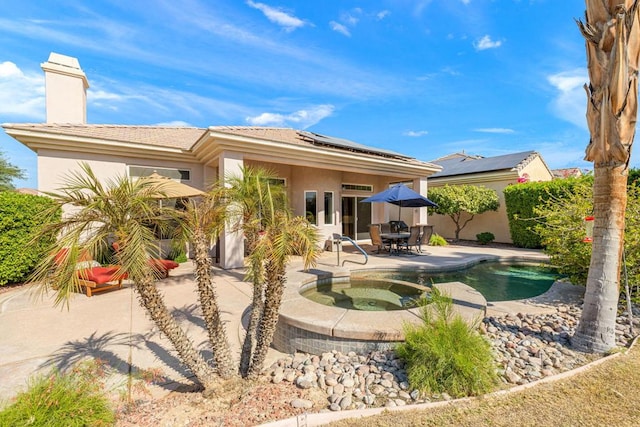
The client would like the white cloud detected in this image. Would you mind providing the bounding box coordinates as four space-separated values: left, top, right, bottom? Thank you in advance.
0 61 44 120
474 35 502 51
246 1 306 32
547 69 588 129
342 12 359 26
88 89 125 101
461 0 471 4
404 130 429 137
376 10 390 20
330 21 351 37
474 128 515 134
155 120 193 127
246 104 334 128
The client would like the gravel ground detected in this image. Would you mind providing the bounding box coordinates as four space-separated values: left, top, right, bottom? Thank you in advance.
115 378 327 427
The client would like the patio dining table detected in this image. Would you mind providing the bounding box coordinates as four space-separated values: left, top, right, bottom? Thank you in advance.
380 232 410 255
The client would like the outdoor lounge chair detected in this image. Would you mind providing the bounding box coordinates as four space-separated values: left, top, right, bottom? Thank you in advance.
111 242 179 278
149 258 179 278
369 224 391 254
54 249 126 297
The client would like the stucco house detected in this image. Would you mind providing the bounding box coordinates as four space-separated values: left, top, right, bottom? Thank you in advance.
2 53 441 268
427 151 553 243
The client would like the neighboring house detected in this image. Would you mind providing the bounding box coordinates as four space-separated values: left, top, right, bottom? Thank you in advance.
428 151 553 243
2 53 441 269
551 167 584 179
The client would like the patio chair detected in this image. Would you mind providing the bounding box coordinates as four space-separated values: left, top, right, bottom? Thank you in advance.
418 225 434 253
380 223 391 234
54 248 127 297
398 226 421 254
369 224 391 254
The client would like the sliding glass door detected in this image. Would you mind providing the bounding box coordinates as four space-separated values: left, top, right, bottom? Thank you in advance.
341 196 371 240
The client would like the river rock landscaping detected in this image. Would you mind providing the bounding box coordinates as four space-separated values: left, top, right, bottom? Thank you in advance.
265 303 640 412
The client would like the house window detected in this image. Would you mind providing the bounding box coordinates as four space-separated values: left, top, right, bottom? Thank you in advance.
324 191 334 225
305 191 317 225
129 166 191 181
268 178 287 187
342 183 373 192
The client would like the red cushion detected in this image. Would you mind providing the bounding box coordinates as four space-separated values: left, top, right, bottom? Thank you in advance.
150 259 179 271
77 266 127 285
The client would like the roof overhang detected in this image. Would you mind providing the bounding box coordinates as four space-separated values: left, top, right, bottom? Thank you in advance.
3 125 201 164
428 169 519 186
193 129 441 179
3 124 441 179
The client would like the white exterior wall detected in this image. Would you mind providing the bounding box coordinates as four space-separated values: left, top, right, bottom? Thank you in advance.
218 151 245 269
37 149 206 193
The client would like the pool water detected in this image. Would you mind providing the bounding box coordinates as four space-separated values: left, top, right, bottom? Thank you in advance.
302 263 562 310
366 262 561 302
300 279 427 311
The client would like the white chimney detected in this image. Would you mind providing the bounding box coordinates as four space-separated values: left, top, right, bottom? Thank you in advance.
41 53 89 124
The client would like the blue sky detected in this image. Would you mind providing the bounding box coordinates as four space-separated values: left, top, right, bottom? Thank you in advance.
0 0 607 189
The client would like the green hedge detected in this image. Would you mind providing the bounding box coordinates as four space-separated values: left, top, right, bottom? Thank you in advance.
0 192 59 286
504 177 591 248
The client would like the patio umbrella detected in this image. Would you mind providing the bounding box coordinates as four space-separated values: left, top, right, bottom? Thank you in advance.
360 183 437 220
138 172 205 199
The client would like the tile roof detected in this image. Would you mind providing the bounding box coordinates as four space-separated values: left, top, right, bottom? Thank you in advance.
2 124 207 150
429 150 538 178
3 123 438 168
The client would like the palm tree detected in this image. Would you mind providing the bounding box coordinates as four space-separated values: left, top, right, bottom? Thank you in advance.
217 166 319 378
573 1 640 352
218 167 289 377
245 212 319 378
29 163 219 392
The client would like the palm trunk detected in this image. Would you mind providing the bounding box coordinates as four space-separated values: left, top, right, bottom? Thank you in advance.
239 254 265 377
134 276 218 390
247 260 285 379
573 166 627 352
192 230 236 378
574 1 639 352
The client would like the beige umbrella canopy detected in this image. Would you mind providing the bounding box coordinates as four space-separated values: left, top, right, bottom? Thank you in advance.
138 172 205 198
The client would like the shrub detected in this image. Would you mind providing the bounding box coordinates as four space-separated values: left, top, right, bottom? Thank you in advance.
0 192 60 286
429 233 448 246
167 247 188 263
395 290 498 398
476 232 495 245
534 180 640 302
533 179 593 286
0 360 115 426
504 177 591 248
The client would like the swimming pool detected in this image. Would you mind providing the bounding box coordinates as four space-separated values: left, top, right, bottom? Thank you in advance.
353 262 561 302
302 262 561 310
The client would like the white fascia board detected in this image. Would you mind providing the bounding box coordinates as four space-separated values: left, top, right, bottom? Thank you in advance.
4 128 195 162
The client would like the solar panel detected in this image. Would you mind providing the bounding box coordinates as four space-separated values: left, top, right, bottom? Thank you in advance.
298 130 412 159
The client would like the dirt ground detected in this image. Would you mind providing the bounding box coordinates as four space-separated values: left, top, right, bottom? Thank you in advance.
115 377 328 427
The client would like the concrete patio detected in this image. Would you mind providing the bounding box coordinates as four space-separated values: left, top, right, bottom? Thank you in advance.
0 242 582 404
